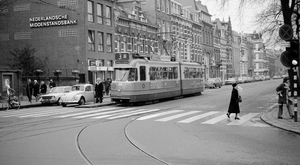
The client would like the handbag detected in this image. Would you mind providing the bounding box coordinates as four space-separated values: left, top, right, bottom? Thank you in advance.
237 95 242 102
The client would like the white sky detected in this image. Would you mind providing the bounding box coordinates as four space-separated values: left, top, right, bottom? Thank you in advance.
201 0 266 33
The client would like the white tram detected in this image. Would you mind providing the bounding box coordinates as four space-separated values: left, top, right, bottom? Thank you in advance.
110 52 205 103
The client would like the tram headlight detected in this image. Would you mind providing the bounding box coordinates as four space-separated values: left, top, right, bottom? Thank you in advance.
118 86 122 92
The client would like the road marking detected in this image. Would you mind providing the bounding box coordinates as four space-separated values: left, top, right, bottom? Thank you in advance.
74 108 136 118
57 107 118 118
137 110 184 120
201 113 228 124
20 109 82 117
156 111 200 122
178 111 219 123
108 109 160 119
227 113 259 125
0 107 69 117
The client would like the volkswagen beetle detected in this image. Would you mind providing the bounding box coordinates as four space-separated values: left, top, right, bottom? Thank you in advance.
60 84 95 107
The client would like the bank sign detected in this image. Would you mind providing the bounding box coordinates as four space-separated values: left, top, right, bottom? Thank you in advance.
29 14 77 28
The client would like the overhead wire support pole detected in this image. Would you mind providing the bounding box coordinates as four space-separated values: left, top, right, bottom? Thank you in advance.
293 67 298 122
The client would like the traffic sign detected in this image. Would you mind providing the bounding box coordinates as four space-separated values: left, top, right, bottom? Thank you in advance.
279 24 293 40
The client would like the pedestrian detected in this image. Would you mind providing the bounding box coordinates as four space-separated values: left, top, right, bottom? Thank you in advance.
94 78 103 103
276 77 294 119
33 80 40 102
49 79 56 89
105 78 111 96
40 81 47 94
26 79 33 103
226 83 241 120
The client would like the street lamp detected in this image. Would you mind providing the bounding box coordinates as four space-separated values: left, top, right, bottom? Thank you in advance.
34 69 43 82
54 70 62 86
72 70 80 84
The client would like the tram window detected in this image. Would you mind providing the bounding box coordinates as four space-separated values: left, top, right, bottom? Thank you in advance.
196 68 201 78
174 67 178 79
140 66 146 81
163 67 168 79
149 67 156 81
128 68 138 81
168 67 173 79
114 68 137 81
184 67 189 79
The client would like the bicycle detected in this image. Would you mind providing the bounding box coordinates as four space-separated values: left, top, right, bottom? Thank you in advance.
2 94 20 110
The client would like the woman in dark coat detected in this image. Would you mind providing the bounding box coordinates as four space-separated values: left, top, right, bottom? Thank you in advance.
40 81 47 94
95 78 103 103
26 79 33 103
226 83 241 120
33 80 40 102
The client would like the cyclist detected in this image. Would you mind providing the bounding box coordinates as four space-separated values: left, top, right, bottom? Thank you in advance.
6 85 19 107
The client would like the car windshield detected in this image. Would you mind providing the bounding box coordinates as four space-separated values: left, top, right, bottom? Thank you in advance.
228 78 235 81
71 86 84 91
49 87 66 93
207 79 215 82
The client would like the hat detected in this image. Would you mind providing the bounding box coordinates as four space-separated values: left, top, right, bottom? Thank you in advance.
283 77 289 83
232 83 237 87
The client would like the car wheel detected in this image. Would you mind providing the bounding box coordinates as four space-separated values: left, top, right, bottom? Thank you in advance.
78 97 85 105
61 103 67 107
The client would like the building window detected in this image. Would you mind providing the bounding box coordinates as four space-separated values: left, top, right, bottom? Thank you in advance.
162 0 165 12
88 30 95 51
107 33 112 52
106 6 112 26
87 1 94 22
98 32 104 52
127 37 132 52
157 0 160 11
97 3 103 24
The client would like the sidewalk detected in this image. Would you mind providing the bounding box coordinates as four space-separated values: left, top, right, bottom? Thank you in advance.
0 95 114 110
260 104 300 135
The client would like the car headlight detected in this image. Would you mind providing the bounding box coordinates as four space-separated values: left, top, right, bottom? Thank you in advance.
73 95 80 101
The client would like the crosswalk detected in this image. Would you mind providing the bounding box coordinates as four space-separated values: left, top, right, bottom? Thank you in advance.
0 107 270 127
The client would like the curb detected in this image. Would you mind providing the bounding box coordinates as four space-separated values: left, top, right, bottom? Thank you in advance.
260 106 300 135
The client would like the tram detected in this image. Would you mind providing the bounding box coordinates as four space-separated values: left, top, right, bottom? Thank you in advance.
110 52 205 103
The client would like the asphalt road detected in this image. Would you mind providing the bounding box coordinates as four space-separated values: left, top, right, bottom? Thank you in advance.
0 79 299 165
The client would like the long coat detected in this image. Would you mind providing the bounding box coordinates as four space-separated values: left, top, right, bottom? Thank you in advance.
26 82 33 97
228 88 240 113
276 83 289 104
33 83 40 97
40 84 47 94
95 82 104 98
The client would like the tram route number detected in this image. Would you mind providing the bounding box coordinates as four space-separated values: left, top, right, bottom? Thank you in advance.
115 53 130 64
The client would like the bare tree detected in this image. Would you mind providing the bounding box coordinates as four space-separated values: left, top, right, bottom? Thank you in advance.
215 0 300 47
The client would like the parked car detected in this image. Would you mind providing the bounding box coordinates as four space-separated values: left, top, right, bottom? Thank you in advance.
225 78 237 85
205 78 223 88
40 86 72 105
237 77 245 84
60 84 95 107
